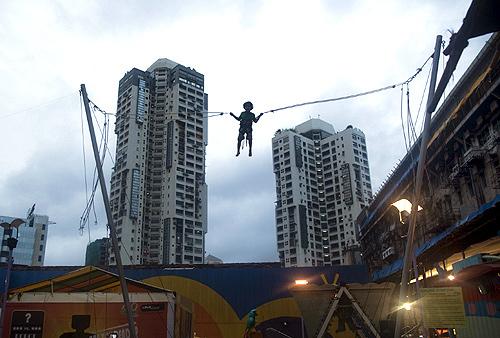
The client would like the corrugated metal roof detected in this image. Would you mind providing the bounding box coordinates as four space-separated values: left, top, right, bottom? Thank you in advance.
9 265 173 294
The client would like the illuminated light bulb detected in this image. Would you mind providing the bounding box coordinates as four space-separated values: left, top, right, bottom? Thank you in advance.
295 279 308 285
402 302 412 311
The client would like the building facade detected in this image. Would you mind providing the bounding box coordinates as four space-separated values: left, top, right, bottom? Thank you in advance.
357 33 500 282
272 119 373 267
85 237 109 266
109 58 208 265
0 213 49 266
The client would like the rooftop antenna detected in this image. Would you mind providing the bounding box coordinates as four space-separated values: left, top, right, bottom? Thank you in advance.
26 203 35 218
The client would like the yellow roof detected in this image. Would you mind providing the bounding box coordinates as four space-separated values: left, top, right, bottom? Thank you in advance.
9 265 173 294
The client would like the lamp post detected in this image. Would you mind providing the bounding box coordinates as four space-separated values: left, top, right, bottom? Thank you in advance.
391 200 426 337
0 218 24 337
293 279 308 338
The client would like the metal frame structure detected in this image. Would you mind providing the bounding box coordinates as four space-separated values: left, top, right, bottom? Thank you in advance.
316 286 381 338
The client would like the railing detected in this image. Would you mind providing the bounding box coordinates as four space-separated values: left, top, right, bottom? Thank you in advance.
462 146 483 165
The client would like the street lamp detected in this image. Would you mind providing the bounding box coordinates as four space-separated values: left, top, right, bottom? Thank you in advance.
391 200 425 336
402 302 413 311
0 218 24 337
391 199 423 222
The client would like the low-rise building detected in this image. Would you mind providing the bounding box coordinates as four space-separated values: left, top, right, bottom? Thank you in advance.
357 33 500 282
0 213 49 266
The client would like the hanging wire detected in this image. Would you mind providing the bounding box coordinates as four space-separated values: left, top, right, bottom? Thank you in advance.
79 93 91 241
89 100 115 164
259 54 433 115
79 92 110 235
197 53 434 119
262 83 402 115
0 92 78 120
398 51 436 152
413 64 433 135
400 85 409 152
84 96 140 263
406 84 414 147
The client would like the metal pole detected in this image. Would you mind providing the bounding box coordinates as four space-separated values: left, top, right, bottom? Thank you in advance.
394 35 442 338
80 84 137 338
0 246 14 337
301 316 305 338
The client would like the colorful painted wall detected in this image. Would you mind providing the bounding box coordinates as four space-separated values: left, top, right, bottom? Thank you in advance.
1 263 369 337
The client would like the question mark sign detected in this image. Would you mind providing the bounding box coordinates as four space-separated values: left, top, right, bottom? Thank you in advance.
25 312 32 323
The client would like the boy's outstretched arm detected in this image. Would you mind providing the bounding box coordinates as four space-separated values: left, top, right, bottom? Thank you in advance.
253 113 264 123
230 112 241 121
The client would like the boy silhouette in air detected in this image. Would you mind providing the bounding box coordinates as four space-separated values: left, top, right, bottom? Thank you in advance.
230 101 264 157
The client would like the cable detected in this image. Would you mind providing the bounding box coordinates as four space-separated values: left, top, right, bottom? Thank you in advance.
400 85 409 152
90 101 115 164
0 92 78 119
177 53 436 120
207 112 225 118
80 94 91 241
406 84 414 146
413 65 433 135
79 92 111 235
260 54 433 116
262 83 402 115
88 99 109 115
84 95 144 265
118 55 434 122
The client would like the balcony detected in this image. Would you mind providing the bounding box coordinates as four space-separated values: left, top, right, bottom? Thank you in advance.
381 246 395 260
462 146 484 166
449 162 466 181
484 130 499 152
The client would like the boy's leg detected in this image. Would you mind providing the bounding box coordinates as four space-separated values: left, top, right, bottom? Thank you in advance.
236 133 244 156
247 132 253 156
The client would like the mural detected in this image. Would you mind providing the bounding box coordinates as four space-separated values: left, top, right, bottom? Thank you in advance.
1 264 370 338
143 275 357 338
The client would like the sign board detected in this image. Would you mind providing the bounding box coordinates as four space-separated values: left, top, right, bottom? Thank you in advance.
10 310 44 338
421 287 466 328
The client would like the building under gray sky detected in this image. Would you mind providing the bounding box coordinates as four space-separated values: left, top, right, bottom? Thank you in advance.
109 58 208 265
272 119 372 267
0 213 49 266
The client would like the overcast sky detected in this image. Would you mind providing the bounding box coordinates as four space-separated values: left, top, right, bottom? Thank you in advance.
0 0 489 265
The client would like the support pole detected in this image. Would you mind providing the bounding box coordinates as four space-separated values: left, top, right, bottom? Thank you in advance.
80 84 137 338
394 35 442 338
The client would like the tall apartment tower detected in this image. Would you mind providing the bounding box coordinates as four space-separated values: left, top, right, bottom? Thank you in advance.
110 58 208 265
272 119 372 267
